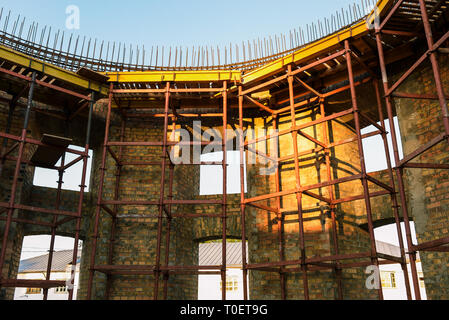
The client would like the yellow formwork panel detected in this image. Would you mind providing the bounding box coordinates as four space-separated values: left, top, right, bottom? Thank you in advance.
103 70 242 83
0 45 109 96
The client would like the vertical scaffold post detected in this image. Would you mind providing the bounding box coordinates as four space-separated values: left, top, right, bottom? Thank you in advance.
373 80 412 300
43 149 66 300
87 84 113 300
374 26 422 300
106 117 126 299
287 64 309 300
0 71 36 295
238 85 248 300
154 82 170 300
272 114 286 299
344 40 383 300
319 99 343 300
162 162 174 300
221 81 228 301
69 91 95 300
163 116 176 300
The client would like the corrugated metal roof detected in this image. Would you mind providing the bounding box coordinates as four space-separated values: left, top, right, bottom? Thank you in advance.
376 240 422 262
376 240 401 258
199 242 247 266
199 241 407 266
18 250 80 273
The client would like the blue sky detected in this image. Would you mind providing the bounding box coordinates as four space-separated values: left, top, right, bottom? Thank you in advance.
0 0 363 50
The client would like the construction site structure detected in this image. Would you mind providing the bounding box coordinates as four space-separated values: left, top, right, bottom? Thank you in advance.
0 0 448 300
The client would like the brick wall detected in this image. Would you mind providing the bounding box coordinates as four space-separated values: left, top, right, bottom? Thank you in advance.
393 54 449 299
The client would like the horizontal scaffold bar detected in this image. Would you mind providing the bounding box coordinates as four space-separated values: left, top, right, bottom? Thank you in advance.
104 70 242 83
0 279 66 289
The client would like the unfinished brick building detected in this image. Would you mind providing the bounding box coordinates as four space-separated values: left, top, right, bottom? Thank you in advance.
0 0 448 300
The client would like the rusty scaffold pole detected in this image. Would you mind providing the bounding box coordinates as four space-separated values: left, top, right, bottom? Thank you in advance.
221 80 228 301
272 112 287 299
105 118 125 299
68 92 95 300
162 115 175 300
287 64 310 300
344 39 383 300
238 85 249 301
87 84 113 300
372 79 412 300
153 82 171 300
319 98 343 300
0 71 37 292
43 128 67 301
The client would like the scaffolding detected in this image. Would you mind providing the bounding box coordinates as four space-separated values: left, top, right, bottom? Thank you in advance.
374 0 449 300
0 0 448 301
237 39 413 300
87 81 233 300
0 66 97 300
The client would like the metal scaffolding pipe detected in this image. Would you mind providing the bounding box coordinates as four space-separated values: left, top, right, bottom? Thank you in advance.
345 40 383 300
0 71 36 294
287 64 309 300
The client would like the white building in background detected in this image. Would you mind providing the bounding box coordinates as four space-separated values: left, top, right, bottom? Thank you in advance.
14 250 81 300
198 241 427 300
198 242 247 300
377 240 427 300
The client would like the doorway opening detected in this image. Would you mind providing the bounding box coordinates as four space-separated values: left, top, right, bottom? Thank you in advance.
197 239 248 300
14 235 82 300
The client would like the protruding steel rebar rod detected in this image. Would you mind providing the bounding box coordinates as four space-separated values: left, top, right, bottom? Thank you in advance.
0 0 376 72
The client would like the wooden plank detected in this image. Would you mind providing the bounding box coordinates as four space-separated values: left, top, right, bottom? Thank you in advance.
30 134 72 167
